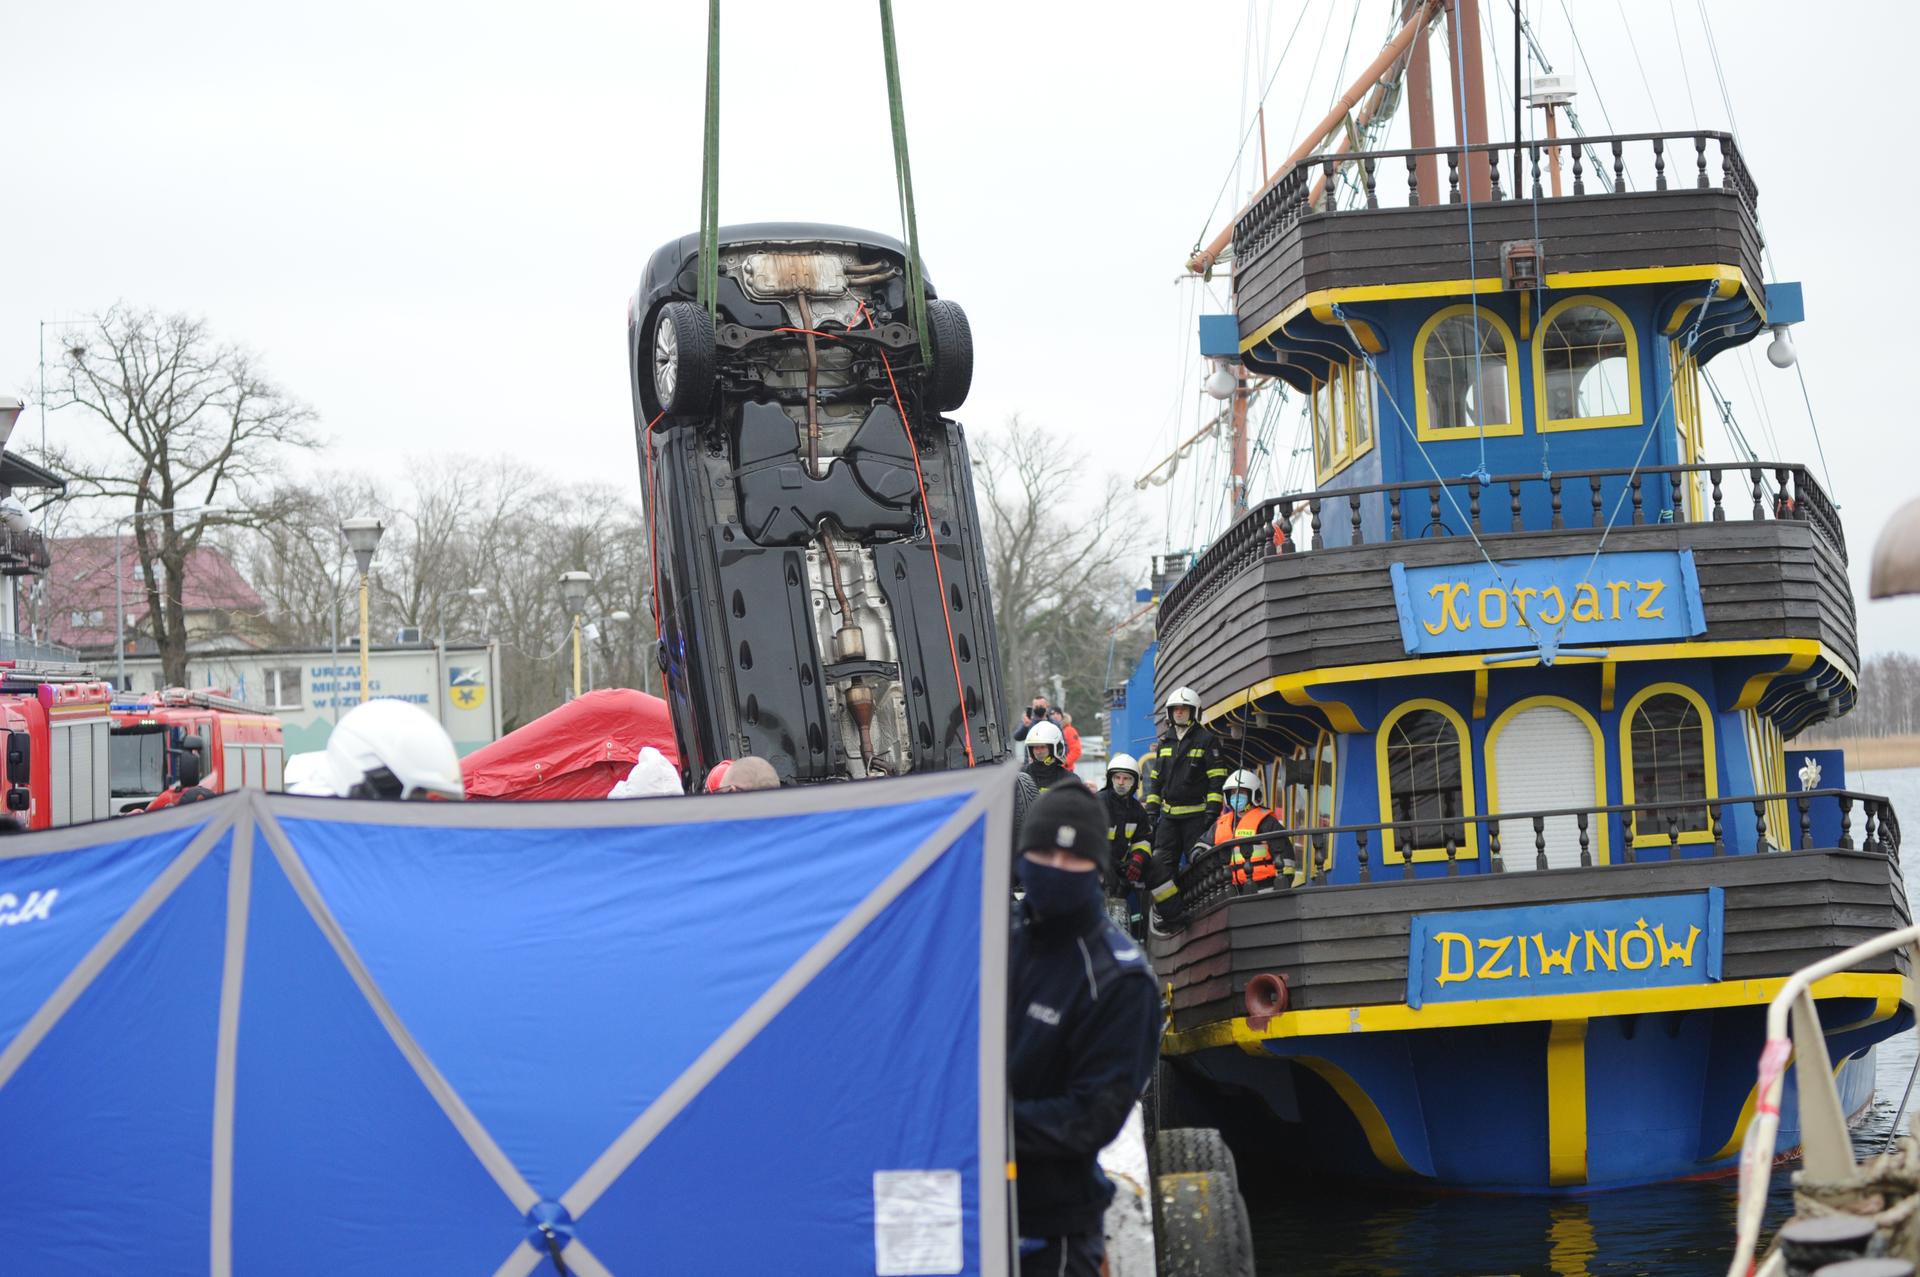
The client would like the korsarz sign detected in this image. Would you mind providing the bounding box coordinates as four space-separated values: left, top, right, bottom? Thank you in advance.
1389 549 1707 656
1406 890 1725 1009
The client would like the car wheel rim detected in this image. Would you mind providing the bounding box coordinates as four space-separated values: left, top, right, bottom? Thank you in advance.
653 319 678 406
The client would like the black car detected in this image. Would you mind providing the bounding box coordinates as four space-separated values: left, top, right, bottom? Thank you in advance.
628 223 1008 785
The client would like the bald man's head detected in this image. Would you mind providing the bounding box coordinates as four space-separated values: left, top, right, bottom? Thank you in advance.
722 755 781 791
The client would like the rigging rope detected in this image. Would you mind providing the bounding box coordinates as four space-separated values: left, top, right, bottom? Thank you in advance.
1190 2 1311 257
1446 0 1492 482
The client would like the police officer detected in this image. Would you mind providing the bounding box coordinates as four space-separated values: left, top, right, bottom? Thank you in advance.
1143 687 1227 916
1020 720 1075 791
1009 784 1159 1276
1101 754 1153 895
1205 769 1291 892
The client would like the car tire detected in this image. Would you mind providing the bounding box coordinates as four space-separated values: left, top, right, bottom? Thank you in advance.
1152 1170 1255 1277
1153 1127 1237 1179
650 301 717 419
924 298 972 413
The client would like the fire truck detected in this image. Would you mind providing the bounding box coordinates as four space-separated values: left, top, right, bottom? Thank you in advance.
108 688 286 813
0 663 116 829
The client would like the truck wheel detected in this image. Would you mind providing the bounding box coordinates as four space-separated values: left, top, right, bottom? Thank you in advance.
1153 1127 1236 1179
1153 1170 1254 1277
651 301 717 419
924 298 972 412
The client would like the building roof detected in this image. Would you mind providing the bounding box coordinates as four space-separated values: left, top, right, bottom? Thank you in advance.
0 451 66 494
43 537 267 650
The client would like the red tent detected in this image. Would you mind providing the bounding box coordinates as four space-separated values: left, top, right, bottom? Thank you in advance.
461 688 680 801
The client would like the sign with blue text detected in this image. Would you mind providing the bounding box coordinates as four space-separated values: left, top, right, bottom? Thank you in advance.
1389 550 1706 656
1406 890 1724 1009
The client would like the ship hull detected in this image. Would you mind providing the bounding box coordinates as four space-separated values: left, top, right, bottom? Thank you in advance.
1161 998 1903 1192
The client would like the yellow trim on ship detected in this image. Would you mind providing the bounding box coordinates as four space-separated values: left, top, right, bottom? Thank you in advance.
1293 1056 1417 1176
1547 1020 1589 1186
1241 264 1751 355
1162 971 1907 1056
1202 638 1852 730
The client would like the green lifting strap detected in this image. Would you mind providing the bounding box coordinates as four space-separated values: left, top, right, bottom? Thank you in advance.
697 0 721 323
877 0 932 365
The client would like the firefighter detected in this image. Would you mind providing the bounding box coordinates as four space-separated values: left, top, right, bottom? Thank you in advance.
1102 754 1153 896
317 699 467 800
1143 687 1227 916
1009 784 1159 1276
144 736 214 812
1021 720 1074 791
1207 769 1290 892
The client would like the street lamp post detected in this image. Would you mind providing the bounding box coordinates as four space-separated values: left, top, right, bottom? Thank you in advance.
559 571 592 700
113 504 235 690
341 518 384 708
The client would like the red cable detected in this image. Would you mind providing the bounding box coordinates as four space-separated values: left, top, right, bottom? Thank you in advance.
642 410 665 638
879 351 977 768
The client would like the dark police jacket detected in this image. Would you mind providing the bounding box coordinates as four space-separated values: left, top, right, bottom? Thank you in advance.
1008 902 1160 1237
1144 725 1227 821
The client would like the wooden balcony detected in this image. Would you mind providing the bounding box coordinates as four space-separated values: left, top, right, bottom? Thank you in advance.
1156 462 1854 730
1232 131 1763 348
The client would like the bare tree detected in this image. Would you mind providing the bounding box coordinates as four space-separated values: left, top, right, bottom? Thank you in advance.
975 418 1141 717
46 305 321 684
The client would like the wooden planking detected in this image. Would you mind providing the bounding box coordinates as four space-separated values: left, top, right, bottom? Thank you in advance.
1236 192 1760 338
1154 850 1909 1029
1159 521 1855 712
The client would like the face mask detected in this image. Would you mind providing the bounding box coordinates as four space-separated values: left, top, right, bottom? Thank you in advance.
1228 792 1251 814
1017 857 1104 922
1111 774 1135 797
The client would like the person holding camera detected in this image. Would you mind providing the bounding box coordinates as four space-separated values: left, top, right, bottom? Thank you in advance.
1012 695 1050 744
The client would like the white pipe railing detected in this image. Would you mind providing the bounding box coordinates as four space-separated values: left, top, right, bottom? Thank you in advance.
1727 923 1920 1277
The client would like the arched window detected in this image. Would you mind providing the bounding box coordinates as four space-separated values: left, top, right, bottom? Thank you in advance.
1535 296 1641 431
1377 702 1476 862
1623 686 1716 846
1415 305 1523 440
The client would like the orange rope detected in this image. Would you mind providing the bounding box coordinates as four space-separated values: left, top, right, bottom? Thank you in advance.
879 351 977 768
642 410 665 637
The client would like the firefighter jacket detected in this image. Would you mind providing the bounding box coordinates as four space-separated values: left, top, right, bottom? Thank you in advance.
1144 724 1228 822
1008 900 1160 1237
1100 785 1152 883
1022 756 1076 792
1210 806 1288 887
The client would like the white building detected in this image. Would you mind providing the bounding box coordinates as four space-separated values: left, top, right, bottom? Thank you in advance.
112 641 503 757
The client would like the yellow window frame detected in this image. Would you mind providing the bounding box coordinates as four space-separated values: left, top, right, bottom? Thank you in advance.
1533 294 1643 433
1619 682 1719 848
1376 698 1480 864
1483 694 1611 865
1313 357 1380 483
1413 304 1524 442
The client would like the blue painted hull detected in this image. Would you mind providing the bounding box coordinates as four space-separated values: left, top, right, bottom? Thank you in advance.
1169 998 1905 1192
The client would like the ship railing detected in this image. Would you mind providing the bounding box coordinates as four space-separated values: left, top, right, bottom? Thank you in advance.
1233 129 1755 263
1726 922 1920 1277
1158 460 1844 639
1161 787 1899 928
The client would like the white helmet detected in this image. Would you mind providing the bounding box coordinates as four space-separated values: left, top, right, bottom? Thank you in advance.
1165 687 1201 716
1024 720 1065 758
1224 769 1260 798
1107 753 1140 780
324 699 466 801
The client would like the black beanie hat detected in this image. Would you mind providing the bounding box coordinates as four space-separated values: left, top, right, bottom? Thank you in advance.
1018 783 1108 866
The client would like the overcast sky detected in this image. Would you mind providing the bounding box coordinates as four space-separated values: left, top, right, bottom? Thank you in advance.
7 1 1917 654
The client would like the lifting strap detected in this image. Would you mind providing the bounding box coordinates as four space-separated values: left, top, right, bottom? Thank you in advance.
877 0 932 364
695 2 932 361
697 0 721 323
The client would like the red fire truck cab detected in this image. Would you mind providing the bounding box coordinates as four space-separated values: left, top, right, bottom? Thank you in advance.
109 688 286 814
0 664 116 829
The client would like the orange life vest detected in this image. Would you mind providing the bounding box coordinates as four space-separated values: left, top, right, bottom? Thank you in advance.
1215 807 1279 886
